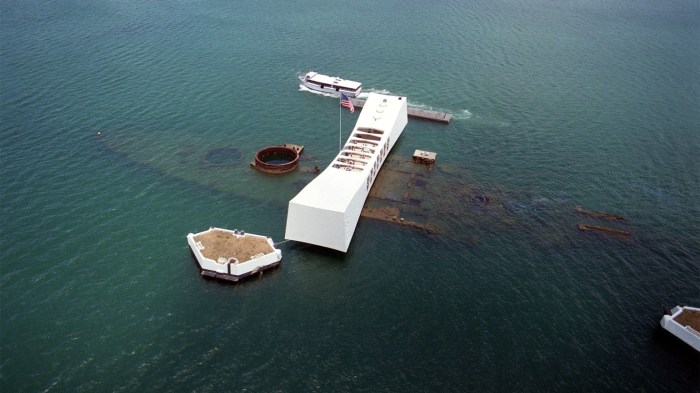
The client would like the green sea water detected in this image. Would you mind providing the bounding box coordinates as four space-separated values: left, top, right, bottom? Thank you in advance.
1 0 699 391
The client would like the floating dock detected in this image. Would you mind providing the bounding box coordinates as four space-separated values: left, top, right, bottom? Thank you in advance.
286 93 408 252
661 306 700 351
187 227 282 282
350 98 451 124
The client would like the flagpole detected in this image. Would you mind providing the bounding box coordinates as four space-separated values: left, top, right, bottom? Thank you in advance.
339 96 342 151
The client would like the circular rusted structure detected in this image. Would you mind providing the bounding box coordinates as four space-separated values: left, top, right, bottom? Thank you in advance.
252 145 302 174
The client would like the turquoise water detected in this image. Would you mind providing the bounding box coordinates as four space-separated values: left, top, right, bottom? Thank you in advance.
1 0 699 391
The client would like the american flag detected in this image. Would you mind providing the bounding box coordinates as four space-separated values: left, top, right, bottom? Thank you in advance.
340 93 354 113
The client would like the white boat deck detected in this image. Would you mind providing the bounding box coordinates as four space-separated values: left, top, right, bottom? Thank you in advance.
305 72 361 90
299 71 362 97
285 93 408 252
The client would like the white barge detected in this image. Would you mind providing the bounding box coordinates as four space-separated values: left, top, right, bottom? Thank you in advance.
660 305 700 351
285 93 408 252
186 227 282 282
298 71 362 98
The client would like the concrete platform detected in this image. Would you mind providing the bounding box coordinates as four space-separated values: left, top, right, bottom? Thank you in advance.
413 149 436 165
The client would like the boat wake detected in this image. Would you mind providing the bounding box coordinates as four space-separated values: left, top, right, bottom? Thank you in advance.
359 88 393 98
451 109 473 120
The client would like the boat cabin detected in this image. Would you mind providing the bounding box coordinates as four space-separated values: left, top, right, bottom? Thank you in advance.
300 71 362 97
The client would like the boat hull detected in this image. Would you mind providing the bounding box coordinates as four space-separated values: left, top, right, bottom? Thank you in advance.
299 81 362 98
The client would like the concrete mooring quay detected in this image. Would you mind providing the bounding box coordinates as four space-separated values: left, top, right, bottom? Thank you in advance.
350 98 452 124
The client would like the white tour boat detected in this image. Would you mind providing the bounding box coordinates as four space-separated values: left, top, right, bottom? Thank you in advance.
660 305 700 351
298 71 362 97
187 227 282 282
285 93 408 252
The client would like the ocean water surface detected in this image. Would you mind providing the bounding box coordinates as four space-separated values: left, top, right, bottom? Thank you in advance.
1 0 698 391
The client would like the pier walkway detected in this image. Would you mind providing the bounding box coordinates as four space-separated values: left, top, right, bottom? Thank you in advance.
350 98 451 124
